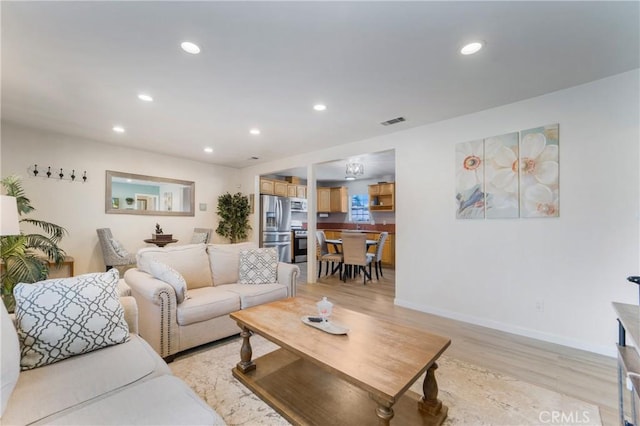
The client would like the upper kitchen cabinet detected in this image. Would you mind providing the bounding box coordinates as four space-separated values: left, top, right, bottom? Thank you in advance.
369 182 395 211
317 186 348 213
260 178 275 195
330 187 348 213
287 184 307 199
261 177 306 199
260 177 288 196
273 180 288 197
296 185 307 199
317 187 331 212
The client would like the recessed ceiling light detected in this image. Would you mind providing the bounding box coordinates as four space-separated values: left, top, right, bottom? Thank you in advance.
137 93 153 102
204 147 213 153
181 41 201 54
112 126 125 133
460 41 483 55
249 129 261 135
313 104 327 111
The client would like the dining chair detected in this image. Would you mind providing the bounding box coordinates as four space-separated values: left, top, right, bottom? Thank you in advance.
367 232 388 280
316 231 343 278
96 228 137 272
191 227 213 244
340 232 372 285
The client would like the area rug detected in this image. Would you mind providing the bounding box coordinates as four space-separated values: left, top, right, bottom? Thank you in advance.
170 335 602 426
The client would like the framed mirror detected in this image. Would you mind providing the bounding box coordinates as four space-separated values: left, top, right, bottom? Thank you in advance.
106 171 195 216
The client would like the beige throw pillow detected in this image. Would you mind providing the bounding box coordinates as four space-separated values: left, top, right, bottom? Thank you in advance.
13 269 129 370
137 243 213 289
148 259 188 303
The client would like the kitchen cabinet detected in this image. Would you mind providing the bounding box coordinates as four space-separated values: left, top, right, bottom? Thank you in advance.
274 180 288 197
369 182 395 212
261 177 305 199
330 187 348 213
381 234 395 267
318 187 348 213
296 185 307 199
260 178 275 195
289 184 307 199
317 188 332 212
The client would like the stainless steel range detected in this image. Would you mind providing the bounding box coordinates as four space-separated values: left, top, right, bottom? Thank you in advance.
291 220 307 263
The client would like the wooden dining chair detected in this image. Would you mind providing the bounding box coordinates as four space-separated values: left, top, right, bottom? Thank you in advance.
367 232 388 280
340 232 372 285
316 231 343 278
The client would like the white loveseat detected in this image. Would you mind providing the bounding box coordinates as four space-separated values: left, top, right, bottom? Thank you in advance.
124 242 300 359
0 295 222 425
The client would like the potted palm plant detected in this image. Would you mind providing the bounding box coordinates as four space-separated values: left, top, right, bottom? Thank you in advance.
215 192 251 243
1 176 67 311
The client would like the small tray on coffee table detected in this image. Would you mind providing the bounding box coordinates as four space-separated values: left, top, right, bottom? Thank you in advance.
301 316 349 335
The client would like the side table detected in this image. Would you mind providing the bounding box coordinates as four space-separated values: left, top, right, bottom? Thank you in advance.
144 238 178 247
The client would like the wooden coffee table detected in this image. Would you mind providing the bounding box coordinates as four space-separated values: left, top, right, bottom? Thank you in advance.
230 297 451 425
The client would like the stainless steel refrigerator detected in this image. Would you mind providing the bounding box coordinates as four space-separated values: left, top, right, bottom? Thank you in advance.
260 195 291 262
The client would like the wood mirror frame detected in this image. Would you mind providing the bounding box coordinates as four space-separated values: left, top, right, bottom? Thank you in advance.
105 170 195 216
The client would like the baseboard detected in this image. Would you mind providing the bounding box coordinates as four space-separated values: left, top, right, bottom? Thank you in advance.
394 298 616 358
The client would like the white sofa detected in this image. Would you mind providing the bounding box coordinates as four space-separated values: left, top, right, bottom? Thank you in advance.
124 242 300 359
0 295 223 425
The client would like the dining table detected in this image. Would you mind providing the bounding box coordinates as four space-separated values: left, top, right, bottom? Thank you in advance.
325 238 378 252
325 238 378 281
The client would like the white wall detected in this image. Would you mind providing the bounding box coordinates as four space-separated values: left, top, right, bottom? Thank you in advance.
1 122 239 274
239 70 640 356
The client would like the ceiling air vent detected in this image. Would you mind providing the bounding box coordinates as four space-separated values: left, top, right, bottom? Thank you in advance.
380 116 406 126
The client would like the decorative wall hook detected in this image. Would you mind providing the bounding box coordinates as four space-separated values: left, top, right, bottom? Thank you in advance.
28 165 88 183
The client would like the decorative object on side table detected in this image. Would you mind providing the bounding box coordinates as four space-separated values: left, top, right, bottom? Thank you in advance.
153 223 172 241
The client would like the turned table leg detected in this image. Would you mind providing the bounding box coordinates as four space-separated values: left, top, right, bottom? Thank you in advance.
236 325 256 373
376 404 394 426
418 362 448 424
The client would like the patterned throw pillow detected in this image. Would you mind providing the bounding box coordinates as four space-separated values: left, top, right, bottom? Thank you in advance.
13 269 129 370
190 232 208 244
148 259 189 303
238 248 278 284
110 238 129 257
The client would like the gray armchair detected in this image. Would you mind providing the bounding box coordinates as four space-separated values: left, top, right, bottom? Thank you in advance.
96 228 137 271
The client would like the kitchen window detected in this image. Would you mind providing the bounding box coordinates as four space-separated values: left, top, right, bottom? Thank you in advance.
351 194 370 222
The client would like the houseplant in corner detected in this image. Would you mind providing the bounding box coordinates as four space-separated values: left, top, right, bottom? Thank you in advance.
215 192 251 243
0 176 67 311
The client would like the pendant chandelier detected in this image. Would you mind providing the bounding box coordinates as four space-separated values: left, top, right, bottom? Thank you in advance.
345 162 364 180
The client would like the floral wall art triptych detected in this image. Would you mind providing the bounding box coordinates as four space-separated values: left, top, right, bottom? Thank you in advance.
455 123 559 219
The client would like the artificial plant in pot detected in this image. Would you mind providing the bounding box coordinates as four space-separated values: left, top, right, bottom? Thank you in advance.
215 192 251 244
0 176 67 311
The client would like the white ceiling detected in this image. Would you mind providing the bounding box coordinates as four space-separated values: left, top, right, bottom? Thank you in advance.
2 1 638 176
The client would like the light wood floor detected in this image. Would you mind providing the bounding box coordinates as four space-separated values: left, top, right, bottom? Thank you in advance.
296 262 620 425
